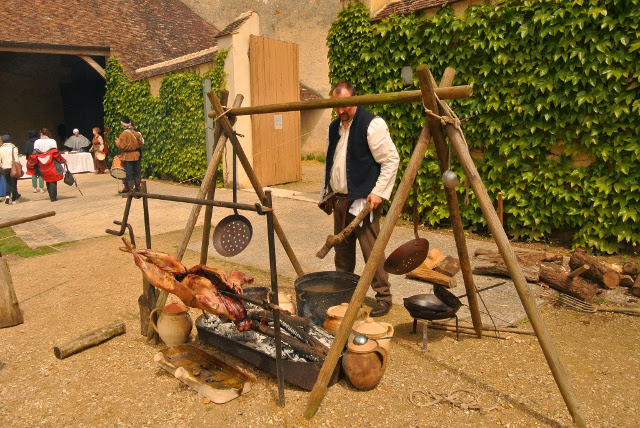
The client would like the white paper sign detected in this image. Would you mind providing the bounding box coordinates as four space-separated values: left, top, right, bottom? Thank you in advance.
274 114 283 129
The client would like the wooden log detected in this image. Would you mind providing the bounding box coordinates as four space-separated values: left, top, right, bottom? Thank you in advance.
472 253 540 282
0 211 55 229
316 204 370 259
218 86 473 117
474 248 563 263
434 255 461 277
606 263 623 274
421 248 445 270
53 320 126 359
632 275 640 297
406 265 457 287
622 262 638 276
0 256 23 328
619 275 634 288
539 266 599 303
569 248 620 289
567 265 589 279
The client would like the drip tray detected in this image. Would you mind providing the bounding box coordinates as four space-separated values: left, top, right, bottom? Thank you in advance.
154 344 253 403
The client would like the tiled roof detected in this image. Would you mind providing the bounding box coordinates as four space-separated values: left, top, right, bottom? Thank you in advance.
300 84 323 102
133 47 219 80
0 0 219 79
372 0 461 21
216 12 253 39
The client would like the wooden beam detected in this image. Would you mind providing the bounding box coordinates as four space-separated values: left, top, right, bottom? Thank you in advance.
0 42 110 57
305 125 433 419
210 85 472 117
78 55 106 79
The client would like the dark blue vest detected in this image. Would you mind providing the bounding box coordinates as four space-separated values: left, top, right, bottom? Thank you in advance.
324 107 379 201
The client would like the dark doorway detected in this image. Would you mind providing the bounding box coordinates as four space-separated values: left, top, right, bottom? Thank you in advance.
0 52 106 152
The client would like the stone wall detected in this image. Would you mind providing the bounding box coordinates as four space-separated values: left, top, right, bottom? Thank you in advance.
180 0 342 156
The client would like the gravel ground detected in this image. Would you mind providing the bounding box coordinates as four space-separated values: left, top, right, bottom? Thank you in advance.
1 230 639 427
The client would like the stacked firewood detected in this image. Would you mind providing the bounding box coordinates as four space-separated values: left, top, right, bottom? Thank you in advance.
468 247 639 303
405 248 461 288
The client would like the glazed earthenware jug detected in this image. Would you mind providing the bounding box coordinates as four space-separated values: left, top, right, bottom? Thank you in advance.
323 303 368 335
342 337 388 391
351 317 395 353
150 301 192 346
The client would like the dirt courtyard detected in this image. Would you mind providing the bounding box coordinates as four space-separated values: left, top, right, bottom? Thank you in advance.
1 227 639 427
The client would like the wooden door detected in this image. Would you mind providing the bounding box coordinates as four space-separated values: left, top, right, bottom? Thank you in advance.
250 35 301 186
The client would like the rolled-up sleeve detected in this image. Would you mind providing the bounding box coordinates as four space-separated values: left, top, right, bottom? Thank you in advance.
367 117 399 200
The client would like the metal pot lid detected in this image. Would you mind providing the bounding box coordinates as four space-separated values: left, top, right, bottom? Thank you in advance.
352 317 388 336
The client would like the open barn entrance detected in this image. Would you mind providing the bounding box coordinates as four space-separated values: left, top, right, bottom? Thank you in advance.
0 52 105 151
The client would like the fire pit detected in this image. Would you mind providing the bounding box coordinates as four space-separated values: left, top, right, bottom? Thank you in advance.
196 313 343 390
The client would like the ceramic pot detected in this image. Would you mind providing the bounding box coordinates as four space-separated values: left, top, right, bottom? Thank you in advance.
351 317 394 353
150 301 193 346
323 303 368 335
342 338 388 390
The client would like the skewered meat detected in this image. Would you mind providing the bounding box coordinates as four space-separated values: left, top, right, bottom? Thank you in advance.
120 238 181 293
127 248 187 275
228 270 254 290
121 238 250 331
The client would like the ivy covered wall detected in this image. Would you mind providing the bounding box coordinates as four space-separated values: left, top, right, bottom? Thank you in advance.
103 51 227 184
328 0 640 253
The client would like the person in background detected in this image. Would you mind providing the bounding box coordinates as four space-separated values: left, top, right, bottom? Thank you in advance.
0 134 22 205
25 129 45 193
90 127 108 174
63 128 91 152
29 128 66 202
115 116 143 193
318 81 400 317
119 120 144 193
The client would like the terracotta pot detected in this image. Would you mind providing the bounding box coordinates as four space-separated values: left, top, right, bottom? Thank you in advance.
150 301 192 346
342 339 388 390
323 303 368 336
351 317 394 353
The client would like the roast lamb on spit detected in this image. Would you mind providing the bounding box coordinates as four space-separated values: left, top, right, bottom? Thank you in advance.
120 238 252 331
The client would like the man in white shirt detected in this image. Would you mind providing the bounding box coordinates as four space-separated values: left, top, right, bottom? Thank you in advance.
319 81 400 317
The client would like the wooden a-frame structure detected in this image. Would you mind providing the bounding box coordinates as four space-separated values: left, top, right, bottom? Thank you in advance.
148 64 586 426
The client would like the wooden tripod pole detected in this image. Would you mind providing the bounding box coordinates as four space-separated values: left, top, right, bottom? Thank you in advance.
304 125 432 419
421 67 587 427
208 92 305 277
146 94 244 340
423 67 483 337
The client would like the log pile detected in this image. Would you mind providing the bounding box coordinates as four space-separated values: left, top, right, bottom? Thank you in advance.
470 246 640 303
406 248 459 288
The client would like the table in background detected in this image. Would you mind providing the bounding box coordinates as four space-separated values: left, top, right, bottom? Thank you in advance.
19 152 95 178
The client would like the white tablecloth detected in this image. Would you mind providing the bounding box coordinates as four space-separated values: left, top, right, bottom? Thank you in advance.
19 152 95 178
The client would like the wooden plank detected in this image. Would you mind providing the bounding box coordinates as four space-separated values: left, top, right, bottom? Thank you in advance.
406 266 457 288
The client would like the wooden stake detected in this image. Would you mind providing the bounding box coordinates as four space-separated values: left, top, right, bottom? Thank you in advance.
305 125 433 419
431 65 587 427
0 256 23 328
567 264 590 279
208 91 305 277
420 67 483 337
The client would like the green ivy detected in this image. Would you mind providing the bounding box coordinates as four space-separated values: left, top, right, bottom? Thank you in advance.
328 1 640 253
103 50 228 184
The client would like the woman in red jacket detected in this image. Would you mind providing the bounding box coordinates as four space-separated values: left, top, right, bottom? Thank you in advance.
27 128 66 202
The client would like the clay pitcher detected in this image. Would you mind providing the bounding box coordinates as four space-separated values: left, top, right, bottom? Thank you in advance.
150 301 192 346
351 317 395 353
342 338 388 391
324 303 368 336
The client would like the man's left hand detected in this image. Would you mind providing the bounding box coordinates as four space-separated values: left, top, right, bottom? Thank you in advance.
366 193 383 210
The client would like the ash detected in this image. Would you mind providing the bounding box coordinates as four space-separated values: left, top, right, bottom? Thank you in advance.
199 310 335 362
